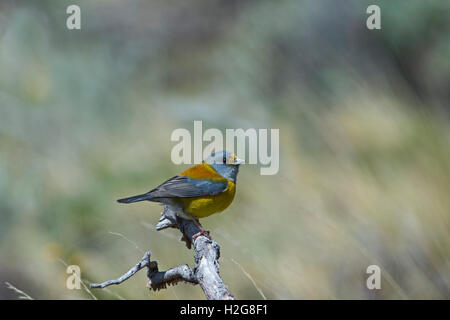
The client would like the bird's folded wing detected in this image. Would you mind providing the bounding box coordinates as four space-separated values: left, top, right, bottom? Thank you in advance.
147 176 228 198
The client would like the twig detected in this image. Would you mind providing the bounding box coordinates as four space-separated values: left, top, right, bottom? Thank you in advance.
91 206 235 300
91 251 197 290
230 258 267 300
91 251 152 288
5 282 34 300
84 279 126 300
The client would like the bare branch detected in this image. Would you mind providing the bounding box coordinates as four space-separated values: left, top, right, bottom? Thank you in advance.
147 263 197 290
91 206 235 300
91 251 151 289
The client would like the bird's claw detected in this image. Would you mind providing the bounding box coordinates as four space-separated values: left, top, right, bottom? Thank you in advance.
192 230 211 241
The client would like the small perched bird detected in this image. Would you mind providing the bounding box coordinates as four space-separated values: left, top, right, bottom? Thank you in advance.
117 151 244 240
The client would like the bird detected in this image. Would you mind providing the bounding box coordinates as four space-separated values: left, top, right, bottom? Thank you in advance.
117 150 244 240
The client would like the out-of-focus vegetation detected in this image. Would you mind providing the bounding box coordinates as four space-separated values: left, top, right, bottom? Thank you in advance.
0 0 449 299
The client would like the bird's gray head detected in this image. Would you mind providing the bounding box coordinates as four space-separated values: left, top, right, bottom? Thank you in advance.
205 151 244 182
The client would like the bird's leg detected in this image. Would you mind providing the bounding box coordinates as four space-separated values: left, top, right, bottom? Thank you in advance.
192 218 211 241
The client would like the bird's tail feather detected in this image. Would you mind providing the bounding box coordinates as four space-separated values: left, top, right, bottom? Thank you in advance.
117 193 151 204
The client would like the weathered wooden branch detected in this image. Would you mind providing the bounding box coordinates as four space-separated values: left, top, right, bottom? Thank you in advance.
91 207 235 300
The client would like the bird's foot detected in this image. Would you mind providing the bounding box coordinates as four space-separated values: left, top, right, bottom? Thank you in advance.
180 230 210 248
192 230 211 241
191 218 211 241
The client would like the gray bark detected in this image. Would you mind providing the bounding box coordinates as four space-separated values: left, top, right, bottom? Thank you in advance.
91 207 234 300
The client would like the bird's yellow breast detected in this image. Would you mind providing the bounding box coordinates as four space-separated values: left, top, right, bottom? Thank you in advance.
180 180 236 219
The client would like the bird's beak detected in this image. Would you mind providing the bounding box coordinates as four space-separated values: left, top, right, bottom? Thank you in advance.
234 157 244 165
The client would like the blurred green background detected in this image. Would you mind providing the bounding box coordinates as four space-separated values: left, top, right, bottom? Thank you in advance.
0 0 449 299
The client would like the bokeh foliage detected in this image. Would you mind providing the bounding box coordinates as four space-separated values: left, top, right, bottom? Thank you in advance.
0 0 449 299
